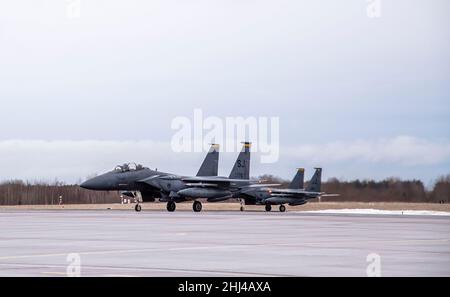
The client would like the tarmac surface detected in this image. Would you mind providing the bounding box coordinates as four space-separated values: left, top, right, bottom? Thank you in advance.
0 210 449 277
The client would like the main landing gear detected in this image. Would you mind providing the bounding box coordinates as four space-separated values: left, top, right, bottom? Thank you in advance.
166 201 202 212
265 204 286 212
193 201 202 212
134 203 142 212
167 201 176 212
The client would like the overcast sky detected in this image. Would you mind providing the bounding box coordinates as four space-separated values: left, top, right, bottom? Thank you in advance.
0 0 449 186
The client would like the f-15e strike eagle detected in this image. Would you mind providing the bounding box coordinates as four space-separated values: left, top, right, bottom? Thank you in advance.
80 142 337 212
81 143 273 212
240 168 339 212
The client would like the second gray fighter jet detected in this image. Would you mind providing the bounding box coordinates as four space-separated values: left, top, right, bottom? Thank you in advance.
240 168 338 212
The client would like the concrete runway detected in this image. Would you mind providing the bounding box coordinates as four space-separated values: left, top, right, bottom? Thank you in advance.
0 210 449 277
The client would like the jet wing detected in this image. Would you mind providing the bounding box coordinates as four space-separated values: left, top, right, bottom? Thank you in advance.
239 184 282 194
181 176 260 184
184 183 220 188
265 188 320 195
243 183 281 188
267 188 340 197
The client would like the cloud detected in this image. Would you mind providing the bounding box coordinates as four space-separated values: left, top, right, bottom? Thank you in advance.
284 136 450 166
0 140 172 183
0 136 449 183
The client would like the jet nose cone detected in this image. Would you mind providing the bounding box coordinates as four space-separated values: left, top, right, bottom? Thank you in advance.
80 173 116 190
80 175 107 190
80 179 95 190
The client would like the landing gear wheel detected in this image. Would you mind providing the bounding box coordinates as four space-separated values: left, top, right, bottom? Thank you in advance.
240 206 245 212
265 204 272 212
167 201 176 212
279 205 286 212
135 204 142 212
193 201 202 212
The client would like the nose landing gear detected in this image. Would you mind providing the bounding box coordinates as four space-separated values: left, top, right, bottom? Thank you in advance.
134 203 142 212
265 204 272 212
279 205 286 212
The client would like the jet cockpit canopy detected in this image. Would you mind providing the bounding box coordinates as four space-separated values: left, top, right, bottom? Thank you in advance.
114 162 145 173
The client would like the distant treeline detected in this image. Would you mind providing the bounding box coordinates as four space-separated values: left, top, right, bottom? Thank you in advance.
0 176 449 205
257 175 450 203
0 180 119 205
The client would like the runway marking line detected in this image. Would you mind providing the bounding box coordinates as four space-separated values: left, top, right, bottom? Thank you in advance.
0 238 448 261
41 272 67 276
0 245 245 261
103 274 138 277
0 262 293 277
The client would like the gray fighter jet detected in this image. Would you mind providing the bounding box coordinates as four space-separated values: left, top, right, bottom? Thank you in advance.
80 144 220 212
138 142 274 212
240 168 338 212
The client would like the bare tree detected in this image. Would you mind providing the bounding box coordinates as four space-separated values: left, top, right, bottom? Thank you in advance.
0 175 448 205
